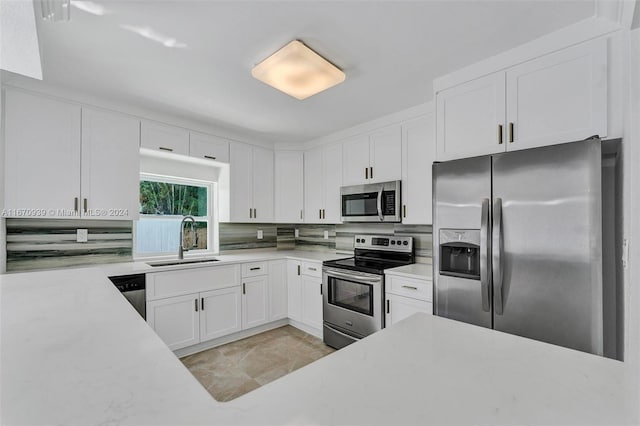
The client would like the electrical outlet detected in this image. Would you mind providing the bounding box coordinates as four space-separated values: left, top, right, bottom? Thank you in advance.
257 229 263 240
323 230 329 240
294 229 299 238
76 229 88 243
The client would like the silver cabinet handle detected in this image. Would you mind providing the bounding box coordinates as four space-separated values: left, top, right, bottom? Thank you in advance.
201 297 204 310
480 198 490 312
319 209 322 220
493 198 504 315
403 204 407 218
243 283 246 294
249 208 252 219
322 209 325 219
253 208 257 218
159 146 173 152
401 285 418 291
74 197 79 213
370 166 373 179
320 283 323 295
377 186 383 221
498 124 503 145
83 198 88 213
308 267 317 271
250 267 261 271
204 155 216 160
194 298 198 312
386 299 390 314
365 167 369 180
300 210 303 220
297 264 301 275
508 122 514 143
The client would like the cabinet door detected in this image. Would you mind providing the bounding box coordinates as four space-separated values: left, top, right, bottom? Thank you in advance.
189 132 229 163
287 261 302 322
342 136 370 185
304 147 324 223
140 120 189 155
268 260 288 321
229 143 253 222
275 151 304 223
322 143 343 223
147 294 200 351
385 294 432 327
436 72 506 161
401 114 435 224
81 108 140 220
4 90 81 217
199 287 242 342
242 275 269 329
506 38 607 151
369 125 402 183
301 275 323 331
252 146 274 222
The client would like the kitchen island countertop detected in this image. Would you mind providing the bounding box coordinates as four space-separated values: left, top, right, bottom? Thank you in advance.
1 265 637 425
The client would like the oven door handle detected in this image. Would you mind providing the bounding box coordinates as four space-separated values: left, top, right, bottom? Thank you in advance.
325 270 381 284
377 186 384 221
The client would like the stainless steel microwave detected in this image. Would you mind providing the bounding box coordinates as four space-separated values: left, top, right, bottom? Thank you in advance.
340 180 401 222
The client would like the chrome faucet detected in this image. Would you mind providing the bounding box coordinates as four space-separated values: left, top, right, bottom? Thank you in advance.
178 216 196 259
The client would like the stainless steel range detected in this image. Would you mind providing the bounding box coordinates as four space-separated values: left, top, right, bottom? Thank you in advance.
322 235 414 349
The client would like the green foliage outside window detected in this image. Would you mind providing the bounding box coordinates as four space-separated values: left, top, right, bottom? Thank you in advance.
139 181 208 216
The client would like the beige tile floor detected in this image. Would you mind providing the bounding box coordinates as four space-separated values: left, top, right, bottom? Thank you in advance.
181 325 335 402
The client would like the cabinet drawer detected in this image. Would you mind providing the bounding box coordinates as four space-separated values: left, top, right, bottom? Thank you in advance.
301 261 322 278
147 265 240 300
242 261 268 277
386 275 432 302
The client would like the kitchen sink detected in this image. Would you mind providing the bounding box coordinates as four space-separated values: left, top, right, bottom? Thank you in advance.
146 258 220 267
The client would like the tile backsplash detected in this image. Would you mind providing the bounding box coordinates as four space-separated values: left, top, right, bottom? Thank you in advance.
5 219 133 272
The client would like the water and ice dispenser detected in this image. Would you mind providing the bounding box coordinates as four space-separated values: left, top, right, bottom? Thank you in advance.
439 229 481 280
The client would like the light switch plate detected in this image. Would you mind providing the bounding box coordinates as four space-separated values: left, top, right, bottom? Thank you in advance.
294 229 299 238
76 229 88 243
323 230 329 240
257 230 263 240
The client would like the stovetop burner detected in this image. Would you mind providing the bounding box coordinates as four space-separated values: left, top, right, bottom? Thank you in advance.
323 234 415 275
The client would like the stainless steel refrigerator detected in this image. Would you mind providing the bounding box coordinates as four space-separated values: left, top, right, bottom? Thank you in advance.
432 138 620 358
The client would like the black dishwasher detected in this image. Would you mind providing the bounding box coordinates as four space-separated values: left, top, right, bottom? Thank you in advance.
108 274 146 319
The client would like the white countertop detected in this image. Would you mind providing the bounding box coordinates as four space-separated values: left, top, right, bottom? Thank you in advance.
2 254 637 425
385 263 432 280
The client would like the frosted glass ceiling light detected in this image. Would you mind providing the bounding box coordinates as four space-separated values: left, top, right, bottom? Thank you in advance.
251 40 345 100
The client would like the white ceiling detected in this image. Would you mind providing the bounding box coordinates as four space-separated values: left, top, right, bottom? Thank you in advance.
17 0 596 143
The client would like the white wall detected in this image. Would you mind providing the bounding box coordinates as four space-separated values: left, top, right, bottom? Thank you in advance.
623 27 640 421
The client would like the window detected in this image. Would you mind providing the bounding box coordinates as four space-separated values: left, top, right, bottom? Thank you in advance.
135 174 214 256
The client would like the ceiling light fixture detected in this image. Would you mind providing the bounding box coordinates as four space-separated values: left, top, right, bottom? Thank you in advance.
251 40 345 100
40 0 70 21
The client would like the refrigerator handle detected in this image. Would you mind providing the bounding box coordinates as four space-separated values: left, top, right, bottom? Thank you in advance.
493 198 504 315
377 186 384 221
480 198 491 312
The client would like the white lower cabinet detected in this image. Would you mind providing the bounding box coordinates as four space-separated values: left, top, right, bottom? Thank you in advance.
287 260 323 333
147 294 200 351
384 274 433 327
268 260 288 321
200 287 242 341
242 275 269 329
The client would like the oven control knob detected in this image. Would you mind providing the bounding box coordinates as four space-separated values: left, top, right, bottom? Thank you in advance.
391 240 396 245
402 241 408 246
356 238 361 243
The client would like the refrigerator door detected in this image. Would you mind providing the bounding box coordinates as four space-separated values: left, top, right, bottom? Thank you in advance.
492 139 603 355
433 156 492 328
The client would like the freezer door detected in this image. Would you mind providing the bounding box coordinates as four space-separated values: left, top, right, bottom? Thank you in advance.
433 156 492 328
492 139 603 355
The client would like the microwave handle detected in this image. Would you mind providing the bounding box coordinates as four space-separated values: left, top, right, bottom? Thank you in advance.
377 186 383 221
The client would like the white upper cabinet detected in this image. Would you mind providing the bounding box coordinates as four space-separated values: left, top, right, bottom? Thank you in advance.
140 120 189 155
505 38 607 151
436 38 608 161
229 143 274 222
189 132 230 163
342 126 402 185
81 108 140 220
342 135 370 186
4 90 139 220
401 113 435 225
274 151 304 223
436 72 506 161
304 143 342 223
4 90 81 217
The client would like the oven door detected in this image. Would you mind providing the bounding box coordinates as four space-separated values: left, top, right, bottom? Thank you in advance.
323 267 383 337
340 180 401 222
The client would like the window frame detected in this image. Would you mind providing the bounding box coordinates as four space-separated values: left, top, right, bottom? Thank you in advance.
134 173 216 259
